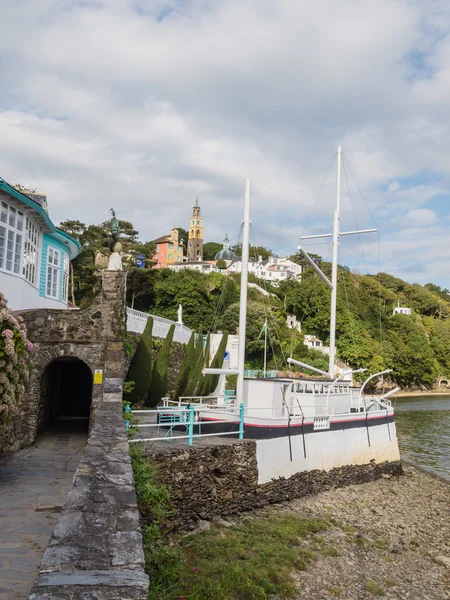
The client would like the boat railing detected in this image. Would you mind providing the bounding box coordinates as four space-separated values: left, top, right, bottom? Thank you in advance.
243 403 390 419
128 403 245 445
163 396 238 410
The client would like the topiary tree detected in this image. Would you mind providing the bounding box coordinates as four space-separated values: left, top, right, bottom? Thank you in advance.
197 334 211 396
125 317 153 404
148 324 175 406
185 335 206 397
216 258 227 270
203 333 229 396
173 331 195 400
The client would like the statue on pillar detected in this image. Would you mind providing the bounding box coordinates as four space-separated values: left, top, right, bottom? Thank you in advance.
177 304 183 324
107 208 123 271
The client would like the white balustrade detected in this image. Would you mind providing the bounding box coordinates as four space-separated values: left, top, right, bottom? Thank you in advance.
126 307 192 344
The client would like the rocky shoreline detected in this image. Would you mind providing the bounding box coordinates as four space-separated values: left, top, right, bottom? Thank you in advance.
242 463 450 599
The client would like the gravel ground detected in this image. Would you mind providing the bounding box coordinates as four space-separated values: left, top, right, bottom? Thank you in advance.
265 464 450 599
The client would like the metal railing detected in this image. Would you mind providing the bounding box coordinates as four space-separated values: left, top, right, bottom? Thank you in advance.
127 403 245 445
126 307 193 344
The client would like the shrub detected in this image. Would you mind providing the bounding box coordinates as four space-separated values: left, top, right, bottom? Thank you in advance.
0 292 33 422
126 317 153 404
148 324 175 406
185 335 206 397
173 331 195 400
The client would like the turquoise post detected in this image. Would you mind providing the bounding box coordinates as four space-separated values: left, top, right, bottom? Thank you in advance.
124 403 131 432
239 403 245 439
188 404 195 446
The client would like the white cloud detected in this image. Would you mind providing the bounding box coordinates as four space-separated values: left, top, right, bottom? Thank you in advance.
0 0 450 284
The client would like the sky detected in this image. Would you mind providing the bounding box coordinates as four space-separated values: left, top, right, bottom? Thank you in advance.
1 0 450 286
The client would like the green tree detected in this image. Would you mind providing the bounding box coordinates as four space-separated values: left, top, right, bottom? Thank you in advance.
206 332 229 395
125 317 153 404
203 241 223 260
185 336 206 396
173 332 196 400
216 258 227 270
148 324 175 406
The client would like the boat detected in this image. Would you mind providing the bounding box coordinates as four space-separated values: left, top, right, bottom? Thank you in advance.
165 146 401 482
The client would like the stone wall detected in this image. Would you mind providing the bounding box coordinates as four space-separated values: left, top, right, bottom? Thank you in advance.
28 392 149 600
9 271 127 450
144 441 403 532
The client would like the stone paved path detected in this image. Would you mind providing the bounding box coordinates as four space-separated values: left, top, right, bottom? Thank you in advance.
0 425 87 600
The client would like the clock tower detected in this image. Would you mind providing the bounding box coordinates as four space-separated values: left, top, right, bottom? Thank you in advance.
187 198 203 261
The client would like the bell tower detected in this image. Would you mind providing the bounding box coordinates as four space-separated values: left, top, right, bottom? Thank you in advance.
187 198 203 261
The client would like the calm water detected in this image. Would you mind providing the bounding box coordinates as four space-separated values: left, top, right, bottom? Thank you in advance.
394 395 450 481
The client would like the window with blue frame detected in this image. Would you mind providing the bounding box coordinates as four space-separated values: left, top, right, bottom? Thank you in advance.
46 247 60 298
62 254 69 303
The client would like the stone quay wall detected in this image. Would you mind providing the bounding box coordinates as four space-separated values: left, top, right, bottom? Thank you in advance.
29 391 149 600
144 441 403 532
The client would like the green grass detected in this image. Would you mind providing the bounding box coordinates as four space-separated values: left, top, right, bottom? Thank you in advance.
145 514 328 600
130 445 331 599
365 580 385 596
328 586 342 596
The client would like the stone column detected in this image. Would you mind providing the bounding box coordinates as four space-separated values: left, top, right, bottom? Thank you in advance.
101 271 127 393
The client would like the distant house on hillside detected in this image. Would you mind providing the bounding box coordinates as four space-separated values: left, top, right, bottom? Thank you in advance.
393 301 411 316
0 177 81 311
226 255 301 284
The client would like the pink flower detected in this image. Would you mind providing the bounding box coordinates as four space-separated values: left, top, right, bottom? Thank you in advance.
192 567 199 574
2 329 13 339
26 341 33 351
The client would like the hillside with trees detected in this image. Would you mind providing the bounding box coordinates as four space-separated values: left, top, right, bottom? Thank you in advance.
59 217 450 390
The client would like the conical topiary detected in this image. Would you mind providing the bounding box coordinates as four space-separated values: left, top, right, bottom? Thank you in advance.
197 333 211 397
203 332 228 396
125 316 153 404
185 335 206 397
173 331 195 400
147 324 175 407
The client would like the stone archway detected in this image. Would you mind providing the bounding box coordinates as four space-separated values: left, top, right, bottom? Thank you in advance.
39 357 93 433
438 377 449 389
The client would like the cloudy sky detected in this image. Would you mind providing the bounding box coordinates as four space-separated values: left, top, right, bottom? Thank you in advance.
1 0 450 285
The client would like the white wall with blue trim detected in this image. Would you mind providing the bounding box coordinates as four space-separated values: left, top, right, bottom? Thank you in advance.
40 234 69 303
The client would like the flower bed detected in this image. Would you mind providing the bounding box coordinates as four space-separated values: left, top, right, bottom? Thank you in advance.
0 292 33 452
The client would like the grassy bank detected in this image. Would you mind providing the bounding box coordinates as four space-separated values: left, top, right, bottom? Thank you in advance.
131 445 332 599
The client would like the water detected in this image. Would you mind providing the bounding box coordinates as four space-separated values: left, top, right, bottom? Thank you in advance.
394 395 450 481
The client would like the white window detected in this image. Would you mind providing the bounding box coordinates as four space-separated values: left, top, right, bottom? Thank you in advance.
62 254 69 303
23 217 40 285
0 201 24 275
46 247 60 298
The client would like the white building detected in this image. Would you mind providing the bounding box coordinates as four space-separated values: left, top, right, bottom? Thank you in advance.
168 261 220 274
0 178 81 311
393 302 411 316
226 256 301 284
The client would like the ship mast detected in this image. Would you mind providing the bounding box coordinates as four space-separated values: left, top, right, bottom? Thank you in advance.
328 146 342 377
236 178 251 406
294 146 378 378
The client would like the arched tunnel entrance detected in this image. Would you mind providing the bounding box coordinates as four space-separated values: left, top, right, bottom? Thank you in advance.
39 357 93 433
